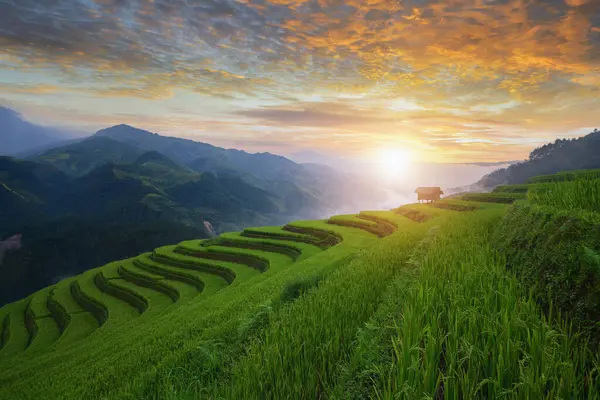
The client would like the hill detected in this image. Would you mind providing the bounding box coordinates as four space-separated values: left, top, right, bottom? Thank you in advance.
0 149 290 306
33 136 143 176
0 107 72 156
1 184 600 398
94 124 383 216
471 128 600 190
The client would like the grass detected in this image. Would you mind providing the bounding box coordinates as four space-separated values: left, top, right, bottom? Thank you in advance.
110 276 174 313
25 287 60 352
0 299 31 358
51 278 99 345
371 211 597 398
327 213 397 237
431 199 478 212
214 216 435 399
528 178 600 212
174 244 274 279
78 268 142 326
0 219 378 399
218 231 321 261
395 206 433 222
153 246 238 283
117 263 181 304
2 188 600 399
492 184 530 193
461 192 525 203
528 168 600 183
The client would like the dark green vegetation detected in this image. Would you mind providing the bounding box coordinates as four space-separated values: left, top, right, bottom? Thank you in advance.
0 217 207 307
496 203 600 345
1 124 383 306
492 184 530 193
529 168 600 183
468 128 600 190
2 186 600 399
460 191 526 203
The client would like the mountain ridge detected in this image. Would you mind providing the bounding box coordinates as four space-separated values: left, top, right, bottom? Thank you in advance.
0 107 74 156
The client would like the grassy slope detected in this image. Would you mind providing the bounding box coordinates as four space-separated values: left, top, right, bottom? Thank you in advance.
0 219 379 399
332 203 598 399
1 193 599 399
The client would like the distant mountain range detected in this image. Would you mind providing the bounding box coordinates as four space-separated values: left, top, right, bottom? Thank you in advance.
0 107 76 156
0 107 392 306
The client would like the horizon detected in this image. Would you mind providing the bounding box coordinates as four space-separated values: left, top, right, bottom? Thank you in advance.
3 0 600 163
1 109 518 190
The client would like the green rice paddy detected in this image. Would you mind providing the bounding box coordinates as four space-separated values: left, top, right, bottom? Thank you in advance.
1 181 600 399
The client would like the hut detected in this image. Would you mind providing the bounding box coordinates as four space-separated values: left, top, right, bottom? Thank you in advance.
414 187 443 203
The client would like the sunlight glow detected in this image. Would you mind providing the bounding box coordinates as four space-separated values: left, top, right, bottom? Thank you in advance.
375 148 413 180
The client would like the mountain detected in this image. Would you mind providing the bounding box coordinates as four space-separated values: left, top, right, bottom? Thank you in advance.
0 107 71 156
0 152 281 305
0 156 70 231
13 137 86 159
94 125 332 215
23 123 388 220
94 124 315 182
468 128 600 190
33 136 143 176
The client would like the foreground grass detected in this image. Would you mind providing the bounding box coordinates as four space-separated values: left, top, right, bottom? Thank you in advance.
332 207 600 399
528 178 600 212
2 199 599 399
209 212 435 399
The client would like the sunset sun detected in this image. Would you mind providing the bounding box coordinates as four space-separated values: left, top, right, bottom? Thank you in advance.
376 148 413 179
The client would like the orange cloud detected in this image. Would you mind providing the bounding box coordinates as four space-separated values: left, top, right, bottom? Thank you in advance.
0 83 62 94
2 0 600 162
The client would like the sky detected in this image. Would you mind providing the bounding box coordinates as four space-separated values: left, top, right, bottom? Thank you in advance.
1 0 600 163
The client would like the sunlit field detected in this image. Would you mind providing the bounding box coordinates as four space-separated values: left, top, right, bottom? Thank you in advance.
2 178 600 399
4 0 600 397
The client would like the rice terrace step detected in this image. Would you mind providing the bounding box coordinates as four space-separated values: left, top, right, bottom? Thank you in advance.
1 194 599 399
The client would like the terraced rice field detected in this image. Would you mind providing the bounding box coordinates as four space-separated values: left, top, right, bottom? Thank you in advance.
460 192 526 203
1 193 599 399
0 215 390 398
528 168 600 183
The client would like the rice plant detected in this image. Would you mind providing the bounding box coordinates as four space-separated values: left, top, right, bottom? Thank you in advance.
528 178 600 212
461 192 525 203
528 168 600 183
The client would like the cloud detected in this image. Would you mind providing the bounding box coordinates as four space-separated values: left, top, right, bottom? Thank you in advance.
0 83 61 94
2 0 600 162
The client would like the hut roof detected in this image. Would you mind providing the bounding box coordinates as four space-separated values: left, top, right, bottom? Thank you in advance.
414 187 444 195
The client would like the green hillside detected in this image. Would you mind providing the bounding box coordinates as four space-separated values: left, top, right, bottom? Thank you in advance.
473 128 600 189
33 136 143 176
2 179 600 398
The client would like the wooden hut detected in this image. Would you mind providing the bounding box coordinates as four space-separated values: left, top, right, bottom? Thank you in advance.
414 187 444 203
